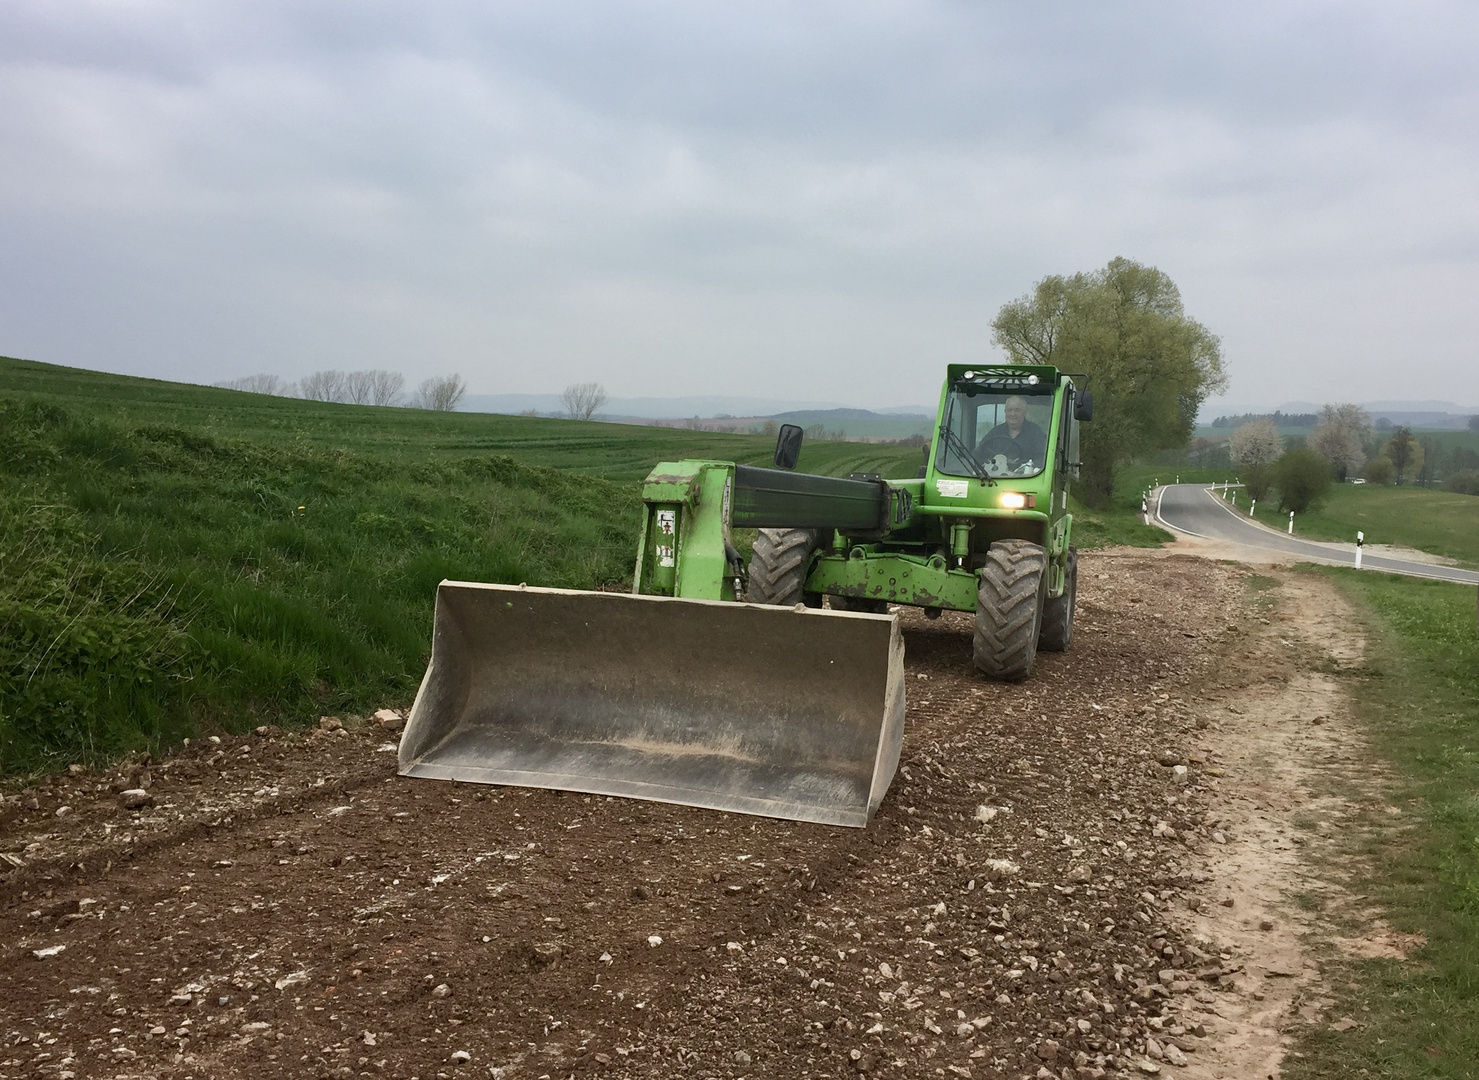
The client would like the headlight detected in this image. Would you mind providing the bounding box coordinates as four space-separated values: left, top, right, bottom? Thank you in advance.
999 492 1036 510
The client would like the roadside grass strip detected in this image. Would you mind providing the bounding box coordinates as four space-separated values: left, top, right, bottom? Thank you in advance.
1287 569 1479 1078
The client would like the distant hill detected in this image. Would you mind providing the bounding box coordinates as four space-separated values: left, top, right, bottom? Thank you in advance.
771 408 934 440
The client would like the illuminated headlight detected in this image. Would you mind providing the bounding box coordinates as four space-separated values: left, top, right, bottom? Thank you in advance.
999 492 1036 510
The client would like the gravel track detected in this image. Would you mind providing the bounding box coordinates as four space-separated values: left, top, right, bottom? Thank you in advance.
2 550 1253 1080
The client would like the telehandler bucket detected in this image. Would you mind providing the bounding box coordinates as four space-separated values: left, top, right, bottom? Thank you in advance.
398 581 906 827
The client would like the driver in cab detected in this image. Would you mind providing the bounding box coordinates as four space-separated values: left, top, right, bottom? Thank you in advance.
974 395 1047 471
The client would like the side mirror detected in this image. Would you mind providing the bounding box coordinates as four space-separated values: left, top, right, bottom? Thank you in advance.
773 423 804 470
1074 391 1094 422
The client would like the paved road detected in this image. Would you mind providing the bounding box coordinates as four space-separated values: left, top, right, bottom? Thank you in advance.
1154 483 1479 586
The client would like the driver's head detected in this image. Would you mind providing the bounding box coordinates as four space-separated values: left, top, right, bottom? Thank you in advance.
1004 396 1027 429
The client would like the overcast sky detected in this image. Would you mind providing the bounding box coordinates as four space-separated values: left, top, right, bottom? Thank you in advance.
2 1 1476 412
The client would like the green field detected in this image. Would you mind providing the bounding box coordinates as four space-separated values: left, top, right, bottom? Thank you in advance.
1247 482 1479 568
1287 570 1479 1078
0 356 919 483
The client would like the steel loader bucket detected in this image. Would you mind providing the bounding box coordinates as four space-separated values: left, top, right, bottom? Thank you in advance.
399 581 906 827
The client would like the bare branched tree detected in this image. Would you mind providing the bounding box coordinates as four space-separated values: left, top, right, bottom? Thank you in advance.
367 370 405 407
216 374 295 396
411 374 467 411
343 370 376 405
300 370 349 402
562 382 607 421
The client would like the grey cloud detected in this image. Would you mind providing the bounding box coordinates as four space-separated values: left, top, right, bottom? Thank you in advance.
0 1 1476 406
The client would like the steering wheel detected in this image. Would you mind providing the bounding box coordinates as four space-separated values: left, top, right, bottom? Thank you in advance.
976 436 1024 474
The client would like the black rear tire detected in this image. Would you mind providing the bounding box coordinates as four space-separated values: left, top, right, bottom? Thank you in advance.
747 529 822 607
1038 547 1078 652
972 539 1047 681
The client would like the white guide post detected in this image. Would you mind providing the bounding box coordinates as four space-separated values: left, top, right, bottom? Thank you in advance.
1249 499 1256 517
1355 530 1364 570
1287 511 1295 535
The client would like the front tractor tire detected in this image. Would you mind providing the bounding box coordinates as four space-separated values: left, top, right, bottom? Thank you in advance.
747 528 822 607
972 539 1048 681
1038 547 1078 653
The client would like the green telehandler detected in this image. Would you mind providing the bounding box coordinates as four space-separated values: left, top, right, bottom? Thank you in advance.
399 364 1091 827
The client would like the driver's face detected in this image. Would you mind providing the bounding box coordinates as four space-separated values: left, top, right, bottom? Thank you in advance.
1004 398 1026 428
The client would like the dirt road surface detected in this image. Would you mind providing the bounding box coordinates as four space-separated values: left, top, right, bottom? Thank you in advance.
1 550 1380 1080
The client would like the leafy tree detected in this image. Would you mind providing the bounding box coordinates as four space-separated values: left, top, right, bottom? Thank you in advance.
992 258 1226 507
1242 463 1275 503
1450 446 1479 474
1447 470 1479 496
562 382 608 421
1275 447 1332 513
1363 455 1395 485
1382 427 1422 484
1228 418 1283 467
1308 403 1371 481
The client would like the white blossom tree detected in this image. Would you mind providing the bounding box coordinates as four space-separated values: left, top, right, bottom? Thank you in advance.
1227 418 1284 466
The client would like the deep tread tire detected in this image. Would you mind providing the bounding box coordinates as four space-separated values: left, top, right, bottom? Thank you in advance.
972 539 1048 681
1038 547 1078 653
747 528 822 606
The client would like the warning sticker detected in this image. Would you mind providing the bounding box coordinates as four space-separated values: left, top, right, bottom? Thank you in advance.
657 544 676 568
936 479 969 499
656 509 676 535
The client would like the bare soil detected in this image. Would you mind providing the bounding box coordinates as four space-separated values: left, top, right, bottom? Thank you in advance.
0 550 1378 1080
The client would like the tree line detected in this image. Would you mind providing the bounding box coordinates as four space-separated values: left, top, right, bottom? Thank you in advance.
1227 406 1479 511
217 371 467 411
1210 410 1318 429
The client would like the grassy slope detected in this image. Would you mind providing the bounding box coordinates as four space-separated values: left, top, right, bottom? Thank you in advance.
1248 483 1479 568
1287 570 1479 1079
0 356 919 482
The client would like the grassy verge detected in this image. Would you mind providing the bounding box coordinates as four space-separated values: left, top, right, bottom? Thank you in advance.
1245 484 1479 568
0 396 645 776
1285 569 1479 1078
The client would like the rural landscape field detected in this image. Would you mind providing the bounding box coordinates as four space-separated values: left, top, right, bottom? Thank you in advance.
4 356 1479 1080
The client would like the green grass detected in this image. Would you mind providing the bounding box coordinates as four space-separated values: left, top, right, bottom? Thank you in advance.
1285 570 1479 1078
1245 483 1479 568
0 395 649 775
0 355 920 483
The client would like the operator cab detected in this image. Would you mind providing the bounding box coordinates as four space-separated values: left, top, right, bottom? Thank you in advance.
935 371 1056 479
